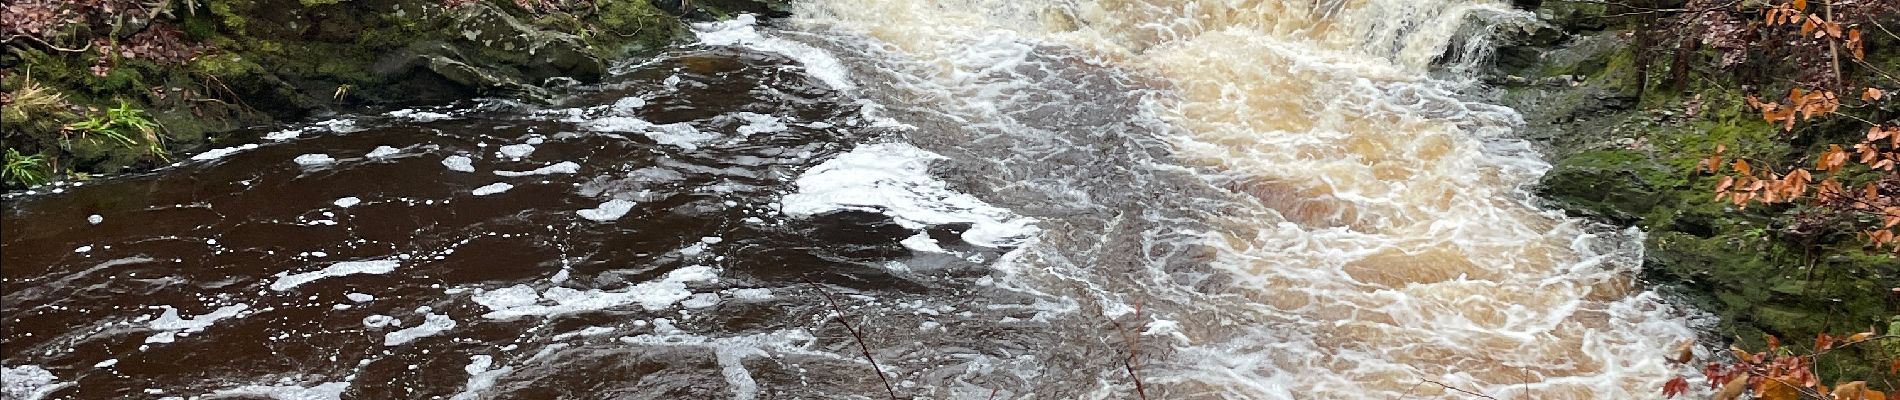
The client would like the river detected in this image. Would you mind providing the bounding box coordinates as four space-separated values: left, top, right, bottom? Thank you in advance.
2 1 1708 399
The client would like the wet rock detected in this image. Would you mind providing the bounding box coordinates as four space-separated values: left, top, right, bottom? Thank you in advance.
653 0 793 20
1491 20 1566 73
1533 150 1669 225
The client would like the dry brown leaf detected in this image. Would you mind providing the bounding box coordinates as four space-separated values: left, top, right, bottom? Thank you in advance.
1762 378 1802 400
1714 375 1748 400
1837 381 1870 400
1669 339 1696 363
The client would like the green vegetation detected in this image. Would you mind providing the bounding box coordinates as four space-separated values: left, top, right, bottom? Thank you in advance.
2 149 49 187
1504 0 1898 388
65 100 168 161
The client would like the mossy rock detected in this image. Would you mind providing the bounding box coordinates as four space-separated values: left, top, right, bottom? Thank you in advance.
1509 7 1897 382
1536 149 1672 224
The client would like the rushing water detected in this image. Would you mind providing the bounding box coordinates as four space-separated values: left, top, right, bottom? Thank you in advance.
3 1 1711 399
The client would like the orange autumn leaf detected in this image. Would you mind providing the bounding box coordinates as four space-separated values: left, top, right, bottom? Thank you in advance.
1819 145 1850 172
1763 378 1803 400
1669 339 1696 363
1849 28 1866 60
1714 375 1748 400
1865 87 1885 102
1784 169 1811 199
1818 179 1846 202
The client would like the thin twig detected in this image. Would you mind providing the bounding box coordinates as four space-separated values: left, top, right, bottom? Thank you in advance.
2 34 94 53
1107 301 1149 400
1867 15 1900 41
1420 379 1500 400
1825 0 1843 93
804 281 901 400
1396 381 1426 399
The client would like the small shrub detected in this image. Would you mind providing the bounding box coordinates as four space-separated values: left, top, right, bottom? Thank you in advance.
64 100 168 160
2 149 50 187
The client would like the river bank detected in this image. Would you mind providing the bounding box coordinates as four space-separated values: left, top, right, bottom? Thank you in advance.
1496 0 1898 382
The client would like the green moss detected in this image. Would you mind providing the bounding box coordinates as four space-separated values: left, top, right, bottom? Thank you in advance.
1517 14 1896 384
588 0 684 58
207 0 252 33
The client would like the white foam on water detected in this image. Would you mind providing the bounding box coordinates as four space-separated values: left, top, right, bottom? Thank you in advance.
695 14 856 91
3 365 69 400
646 123 721 150
383 312 456 346
145 304 250 344
900 232 946 253
731 112 789 136
778 143 1038 247
388 109 454 122
332 197 360 208
73 245 92 253
472 182 514 196
727 288 774 301
192 144 259 161
362 315 401 329
270 259 399 291
263 129 304 141
292 154 335 166
494 161 580 176
442 155 476 173
613 96 647 112
93 359 117 368
575 114 724 151
365 146 402 158
86 214 103 225
447 355 512 400
680 293 721 309
497 144 535 159
263 119 360 142
550 326 618 340
678 242 709 257
345 293 374 302
205 381 349 400
470 266 719 319
576 199 636 222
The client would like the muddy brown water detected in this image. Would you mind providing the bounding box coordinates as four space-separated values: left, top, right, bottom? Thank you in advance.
3 48 1032 399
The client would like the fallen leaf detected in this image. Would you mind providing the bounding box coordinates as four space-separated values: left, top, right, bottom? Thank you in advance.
1714 375 1747 400
1670 339 1696 363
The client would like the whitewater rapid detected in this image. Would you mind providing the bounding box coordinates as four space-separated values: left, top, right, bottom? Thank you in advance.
776 0 1710 398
